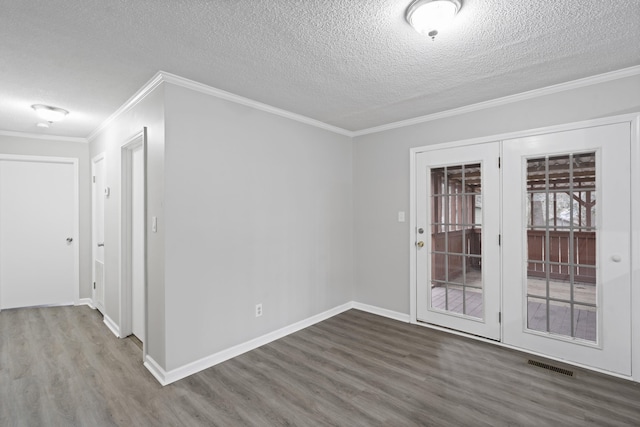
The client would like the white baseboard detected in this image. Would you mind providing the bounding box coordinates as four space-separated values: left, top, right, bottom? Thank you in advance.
144 355 169 386
103 314 121 338
351 302 411 323
149 302 353 386
75 298 95 309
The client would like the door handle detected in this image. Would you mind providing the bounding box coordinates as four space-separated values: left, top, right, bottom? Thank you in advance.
97 242 104 247
416 241 425 248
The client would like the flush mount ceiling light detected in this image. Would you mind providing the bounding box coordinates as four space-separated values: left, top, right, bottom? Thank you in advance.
31 104 69 123
406 0 461 40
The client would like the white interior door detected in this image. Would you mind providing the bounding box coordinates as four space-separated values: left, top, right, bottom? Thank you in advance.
416 142 501 340
0 157 77 309
131 144 145 342
502 122 631 375
92 154 106 313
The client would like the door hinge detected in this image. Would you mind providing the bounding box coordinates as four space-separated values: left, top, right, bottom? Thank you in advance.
498 157 501 168
499 312 502 323
92 176 96 183
93 281 96 290
498 234 501 245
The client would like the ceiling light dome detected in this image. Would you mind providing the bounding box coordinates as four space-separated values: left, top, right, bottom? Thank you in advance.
406 0 461 40
31 104 69 122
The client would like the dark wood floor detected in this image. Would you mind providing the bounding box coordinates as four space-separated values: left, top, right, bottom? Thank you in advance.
1 306 639 426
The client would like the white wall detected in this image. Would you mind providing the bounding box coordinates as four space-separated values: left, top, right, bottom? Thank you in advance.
162 83 353 370
0 135 91 299
89 85 166 367
83 69 639 380
353 74 640 314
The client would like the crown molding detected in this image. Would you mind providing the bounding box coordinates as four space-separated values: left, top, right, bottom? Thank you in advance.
352 65 640 137
87 65 640 142
87 70 354 142
87 72 165 142
159 71 354 137
0 130 88 143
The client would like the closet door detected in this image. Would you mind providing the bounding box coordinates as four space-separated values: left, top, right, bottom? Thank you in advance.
502 123 631 375
0 157 77 309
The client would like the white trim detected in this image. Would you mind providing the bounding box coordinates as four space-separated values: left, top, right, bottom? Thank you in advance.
0 130 88 143
0 154 78 164
140 299 638 386
143 355 168 386
87 66 640 142
148 302 354 386
5 66 639 143
160 72 353 137
88 71 353 142
0 302 73 309
72 158 80 306
75 298 95 309
409 148 418 324
103 314 120 338
87 74 164 142
352 302 410 323
630 114 640 383
91 152 106 314
119 130 147 352
408 112 640 156
354 65 640 137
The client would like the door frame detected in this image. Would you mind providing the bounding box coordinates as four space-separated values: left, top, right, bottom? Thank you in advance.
120 129 147 359
91 152 106 312
409 112 640 382
0 154 80 312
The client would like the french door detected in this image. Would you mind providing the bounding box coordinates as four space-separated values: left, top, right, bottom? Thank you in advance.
502 123 631 375
416 142 501 340
414 121 632 375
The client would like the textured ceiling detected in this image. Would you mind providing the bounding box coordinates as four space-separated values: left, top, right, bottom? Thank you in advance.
1 0 639 138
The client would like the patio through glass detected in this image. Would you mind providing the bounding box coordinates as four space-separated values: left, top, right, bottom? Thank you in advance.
430 163 483 319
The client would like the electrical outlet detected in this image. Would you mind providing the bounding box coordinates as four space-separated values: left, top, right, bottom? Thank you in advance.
255 303 263 317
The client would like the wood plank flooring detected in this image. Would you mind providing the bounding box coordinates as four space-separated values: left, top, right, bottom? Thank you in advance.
1 306 639 426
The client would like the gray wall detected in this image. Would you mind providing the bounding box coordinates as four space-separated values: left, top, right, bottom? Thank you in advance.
0 135 91 299
89 85 166 367
163 83 354 370
352 74 640 314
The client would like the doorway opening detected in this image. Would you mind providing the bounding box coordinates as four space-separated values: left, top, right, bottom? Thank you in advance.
121 129 147 356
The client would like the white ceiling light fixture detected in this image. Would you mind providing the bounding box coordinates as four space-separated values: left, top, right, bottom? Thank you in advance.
31 104 69 123
406 0 462 40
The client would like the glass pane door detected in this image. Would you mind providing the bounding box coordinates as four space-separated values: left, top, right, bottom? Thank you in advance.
416 142 500 340
430 164 483 319
525 153 597 342
502 122 631 376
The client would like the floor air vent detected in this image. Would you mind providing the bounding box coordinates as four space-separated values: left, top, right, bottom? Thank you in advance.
527 360 574 377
